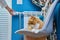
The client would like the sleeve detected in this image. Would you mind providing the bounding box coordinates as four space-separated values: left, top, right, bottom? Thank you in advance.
0 0 7 8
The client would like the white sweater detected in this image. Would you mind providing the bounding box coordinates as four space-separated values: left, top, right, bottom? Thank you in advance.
0 0 7 7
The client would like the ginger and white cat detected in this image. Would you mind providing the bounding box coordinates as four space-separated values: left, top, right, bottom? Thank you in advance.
28 16 44 30
27 16 47 40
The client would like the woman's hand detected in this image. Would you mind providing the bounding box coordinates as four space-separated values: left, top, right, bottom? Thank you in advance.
0 0 19 15
5 6 15 15
5 6 19 15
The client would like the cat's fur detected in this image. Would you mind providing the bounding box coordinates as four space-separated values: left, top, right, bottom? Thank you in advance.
28 16 44 30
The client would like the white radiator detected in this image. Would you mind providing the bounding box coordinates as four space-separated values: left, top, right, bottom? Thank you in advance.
0 8 12 40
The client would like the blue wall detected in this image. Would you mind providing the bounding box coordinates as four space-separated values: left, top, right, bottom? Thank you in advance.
12 0 41 40
12 0 41 12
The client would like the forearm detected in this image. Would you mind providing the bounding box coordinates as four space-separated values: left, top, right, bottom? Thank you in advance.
0 0 14 15
5 5 14 15
0 0 7 7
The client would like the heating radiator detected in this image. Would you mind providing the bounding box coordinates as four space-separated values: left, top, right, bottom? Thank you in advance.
0 7 12 40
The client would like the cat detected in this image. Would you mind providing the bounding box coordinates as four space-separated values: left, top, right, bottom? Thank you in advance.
26 16 47 40
28 16 44 30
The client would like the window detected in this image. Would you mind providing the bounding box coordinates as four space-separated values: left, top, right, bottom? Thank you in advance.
0 0 12 40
